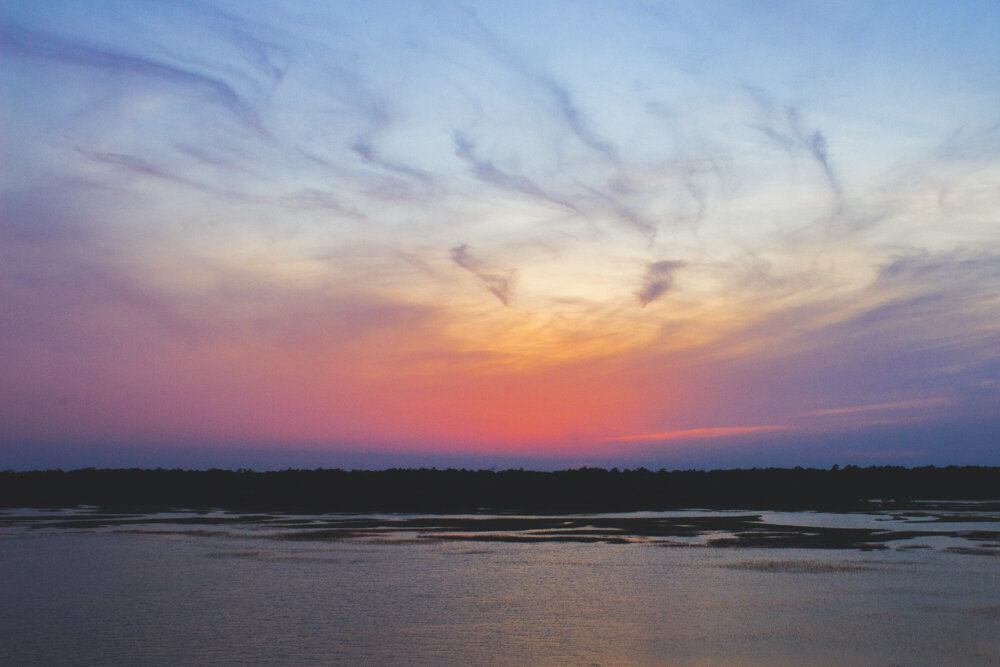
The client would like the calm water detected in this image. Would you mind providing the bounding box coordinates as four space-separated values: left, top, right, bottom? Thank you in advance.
2 506 999 665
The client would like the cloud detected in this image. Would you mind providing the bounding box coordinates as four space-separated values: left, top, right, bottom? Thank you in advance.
0 187 203 345
785 107 842 203
744 86 796 151
745 88 842 207
0 23 267 136
535 72 619 161
450 244 515 305
351 138 435 185
451 131 580 213
638 260 684 306
876 250 1000 287
278 188 366 221
803 397 951 417
173 143 249 172
579 182 657 237
458 8 619 162
0 183 442 358
610 425 795 443
171 0 290 91
75 147 225 195
319 64 436 185
703 251 1000 368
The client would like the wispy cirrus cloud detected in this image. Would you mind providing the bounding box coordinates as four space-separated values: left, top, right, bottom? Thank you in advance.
450 244 515 306
638 260 684 307
786 106 842 205
452 131 579 213
457 7 619 163
0 23 268 136
278 188 366 221
745 87 843 209
75 147 225 195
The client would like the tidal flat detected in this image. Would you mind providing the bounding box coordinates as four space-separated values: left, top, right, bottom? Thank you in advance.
2 503 999 665
5 501 1000 550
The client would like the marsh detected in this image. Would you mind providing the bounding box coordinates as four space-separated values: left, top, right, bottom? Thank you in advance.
2 504 999 665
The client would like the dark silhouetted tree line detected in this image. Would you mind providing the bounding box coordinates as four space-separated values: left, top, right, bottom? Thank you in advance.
1 465 999 512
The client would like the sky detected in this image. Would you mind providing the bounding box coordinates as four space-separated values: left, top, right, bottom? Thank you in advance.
2 0 999 470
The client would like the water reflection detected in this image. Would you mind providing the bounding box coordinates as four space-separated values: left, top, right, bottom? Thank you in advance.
1 505 998 664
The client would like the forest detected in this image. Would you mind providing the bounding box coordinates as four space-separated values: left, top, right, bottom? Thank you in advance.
2 465 999 512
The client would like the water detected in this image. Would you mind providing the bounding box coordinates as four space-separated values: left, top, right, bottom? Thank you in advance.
2 506 999 665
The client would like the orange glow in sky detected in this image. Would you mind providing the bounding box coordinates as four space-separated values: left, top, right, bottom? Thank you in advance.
3 2 1000 469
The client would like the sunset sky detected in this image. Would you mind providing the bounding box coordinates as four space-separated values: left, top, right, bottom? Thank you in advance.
2 1 999 470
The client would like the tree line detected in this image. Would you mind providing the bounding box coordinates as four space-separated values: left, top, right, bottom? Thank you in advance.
2 465 999 512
